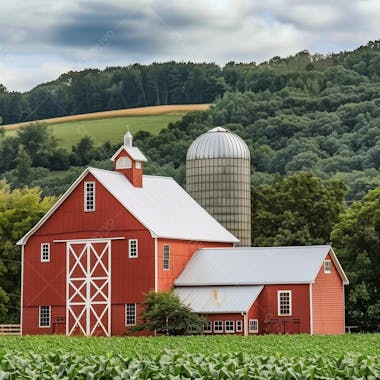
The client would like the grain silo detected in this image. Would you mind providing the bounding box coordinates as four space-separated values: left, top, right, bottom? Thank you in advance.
186 127 251 246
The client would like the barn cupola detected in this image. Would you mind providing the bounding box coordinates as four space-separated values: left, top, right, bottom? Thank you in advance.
110 131 147 188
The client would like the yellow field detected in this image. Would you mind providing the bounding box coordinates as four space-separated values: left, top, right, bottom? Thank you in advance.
2 104 211 131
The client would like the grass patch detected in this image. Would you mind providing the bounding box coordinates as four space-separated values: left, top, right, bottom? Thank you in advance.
6 114 182 150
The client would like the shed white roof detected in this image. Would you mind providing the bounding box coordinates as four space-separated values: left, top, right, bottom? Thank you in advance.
175 246 348 285
173 286 263 313
18 167 238 245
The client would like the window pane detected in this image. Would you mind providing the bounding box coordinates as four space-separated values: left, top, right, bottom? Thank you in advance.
125 303 136 326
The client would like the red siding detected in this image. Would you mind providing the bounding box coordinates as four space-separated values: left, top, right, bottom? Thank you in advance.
157 240 232 291
312 253 345 334
254 284 311 334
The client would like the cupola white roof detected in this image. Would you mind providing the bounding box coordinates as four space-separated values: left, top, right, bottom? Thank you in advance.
186 127 250 160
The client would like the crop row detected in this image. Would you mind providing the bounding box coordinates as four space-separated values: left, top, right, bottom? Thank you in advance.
0 351 379 380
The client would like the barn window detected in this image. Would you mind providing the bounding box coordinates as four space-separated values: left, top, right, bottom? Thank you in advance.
125 304 136 326
203 320 212 333
129 239 138 258
278 290 292 316
324 260 332 273
84 181 95 212
249 319 258 333
225 320 234 333
214 320 223 333
116 156 132 169
40 243 50 262
39 306 51 328
236 320 243 332
135 161 142 169
163 245 170 270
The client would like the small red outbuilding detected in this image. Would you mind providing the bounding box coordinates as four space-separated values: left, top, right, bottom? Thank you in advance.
18 133 348 336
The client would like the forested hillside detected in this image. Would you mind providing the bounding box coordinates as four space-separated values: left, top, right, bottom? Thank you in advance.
0 41 379 329
0 40 380 124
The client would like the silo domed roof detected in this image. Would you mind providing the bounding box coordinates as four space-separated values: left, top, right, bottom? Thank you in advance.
187 127 250 160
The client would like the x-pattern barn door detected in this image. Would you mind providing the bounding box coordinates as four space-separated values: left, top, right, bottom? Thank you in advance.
66 241 111 336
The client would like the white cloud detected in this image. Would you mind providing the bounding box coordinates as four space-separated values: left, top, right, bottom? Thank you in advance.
0 0 379 91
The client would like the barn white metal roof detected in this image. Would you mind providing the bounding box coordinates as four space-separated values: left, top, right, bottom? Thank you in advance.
18 167 239 245
186 127 250 160
173 286 263 313
175 246 349 285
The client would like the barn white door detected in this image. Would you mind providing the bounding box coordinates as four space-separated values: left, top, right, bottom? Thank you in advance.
66 241 111 336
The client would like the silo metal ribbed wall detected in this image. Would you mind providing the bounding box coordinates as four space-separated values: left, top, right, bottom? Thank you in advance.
186 127 251 246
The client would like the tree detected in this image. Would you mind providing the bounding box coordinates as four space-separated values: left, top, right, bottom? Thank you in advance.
13 147 33 187
331 187 380 331
0 180 55 322
252 172 346 246
133 291 204 335
16 123 57 167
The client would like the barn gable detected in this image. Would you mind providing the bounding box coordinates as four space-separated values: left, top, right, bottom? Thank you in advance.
18 167 238 245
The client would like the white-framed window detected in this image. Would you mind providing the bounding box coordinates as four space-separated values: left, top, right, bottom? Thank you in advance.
125 303 136 326
225 320 234 333
214 320 223 333
39 305 51 328
116 156 132 169
236 320 243 332
135 161 142 169
324 260 332 273
128 239 138 258
249 319 258 333
84 181 95 212
278 290 292 316
163 245 170 270
40 243 50 262
203 320 212 333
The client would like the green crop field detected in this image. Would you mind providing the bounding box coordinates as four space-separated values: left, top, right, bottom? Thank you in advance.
0 335 379 379
5 114 183 150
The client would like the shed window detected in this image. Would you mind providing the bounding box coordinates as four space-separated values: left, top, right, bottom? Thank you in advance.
125 303 136 326
249 319 258 333
163 245 170 270
203 320 212 333
39 306 51 328
236 320 243 332
225 320 234 333
116 156 132 169
135 161 142 169
214 320 223 333
84 181 95 211
41 243 50 262
324 260 332 273
278 290 292 316
129 239 138 258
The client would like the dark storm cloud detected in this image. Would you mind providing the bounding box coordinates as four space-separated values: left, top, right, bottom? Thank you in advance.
47 1 163 53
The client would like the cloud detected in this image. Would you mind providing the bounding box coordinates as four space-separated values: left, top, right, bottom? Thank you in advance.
0 0 379 91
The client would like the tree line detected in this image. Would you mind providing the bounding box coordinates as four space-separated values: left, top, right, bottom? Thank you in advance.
0 40 380 124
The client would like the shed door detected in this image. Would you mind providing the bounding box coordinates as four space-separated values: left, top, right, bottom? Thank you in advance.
66 241 111 336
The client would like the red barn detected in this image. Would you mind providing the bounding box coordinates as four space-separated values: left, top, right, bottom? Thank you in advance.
18 132 348 336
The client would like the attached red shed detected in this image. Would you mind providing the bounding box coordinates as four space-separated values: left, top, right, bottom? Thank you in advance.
174 246 349 335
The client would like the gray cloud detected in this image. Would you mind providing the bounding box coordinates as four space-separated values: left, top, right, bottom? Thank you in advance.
0 0 379 91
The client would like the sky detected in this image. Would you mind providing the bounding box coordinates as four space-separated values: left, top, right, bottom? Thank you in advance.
0 0 379 92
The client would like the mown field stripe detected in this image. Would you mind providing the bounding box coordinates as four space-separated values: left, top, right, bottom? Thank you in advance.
2 104 210 130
